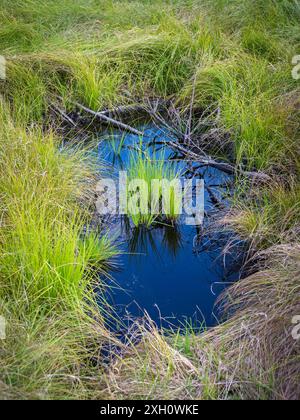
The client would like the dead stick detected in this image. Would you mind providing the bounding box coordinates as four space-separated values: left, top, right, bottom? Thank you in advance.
166 139 271 182
68 100 143 136
50 103 76 127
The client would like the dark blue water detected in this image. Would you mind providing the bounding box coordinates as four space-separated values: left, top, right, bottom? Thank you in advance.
95 126 246 332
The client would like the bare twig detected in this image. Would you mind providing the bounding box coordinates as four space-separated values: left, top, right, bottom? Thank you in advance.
50 103 76 127
99 103 146 117
164 139 271 182
185 74 197 145
55 97 144 136
73 100 143 136
99 99 165 117
146 100 271 182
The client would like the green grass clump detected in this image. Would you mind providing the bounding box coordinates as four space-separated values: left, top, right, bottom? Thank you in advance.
181 55 298 170
226 183 300 249
0 102 117 398
200 0 300 41
127 149 182 227
241 27 282 61
3 60 48 124
0 3 228 120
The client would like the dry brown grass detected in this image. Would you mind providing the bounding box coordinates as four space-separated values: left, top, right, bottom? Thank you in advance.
102 243 300 400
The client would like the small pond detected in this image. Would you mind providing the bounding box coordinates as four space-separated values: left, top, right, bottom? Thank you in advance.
94 125 246 332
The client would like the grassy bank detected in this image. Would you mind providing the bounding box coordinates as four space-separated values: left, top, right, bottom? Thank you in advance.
1 1 299 170
0 0 299 400
0 102 118 399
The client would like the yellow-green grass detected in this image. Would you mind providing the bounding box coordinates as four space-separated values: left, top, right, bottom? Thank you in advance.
180 55 299 170
224 183 300 249
127 149 182 227
0 102 118 399
1 0 298 172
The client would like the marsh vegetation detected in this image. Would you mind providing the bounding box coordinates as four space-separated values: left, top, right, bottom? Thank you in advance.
0 0 299 400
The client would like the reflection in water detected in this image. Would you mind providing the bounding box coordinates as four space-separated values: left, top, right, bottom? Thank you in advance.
128 225 159 260
104 220 246 332
125 221 183 261
162 224 183 259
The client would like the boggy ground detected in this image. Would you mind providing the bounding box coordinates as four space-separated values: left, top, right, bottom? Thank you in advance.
0 0 299 400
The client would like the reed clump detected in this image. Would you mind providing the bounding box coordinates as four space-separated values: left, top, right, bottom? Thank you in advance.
127 150 182 227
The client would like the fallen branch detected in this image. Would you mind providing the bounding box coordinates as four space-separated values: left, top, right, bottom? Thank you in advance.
99 103 146 117
99 99 167 118
57 97 143 136
53 96 271 182
165 139 271 182
50 103 76 127
75 101 143 136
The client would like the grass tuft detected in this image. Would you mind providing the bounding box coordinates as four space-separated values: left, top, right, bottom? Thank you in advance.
127 149 182 227
0 102 117 399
